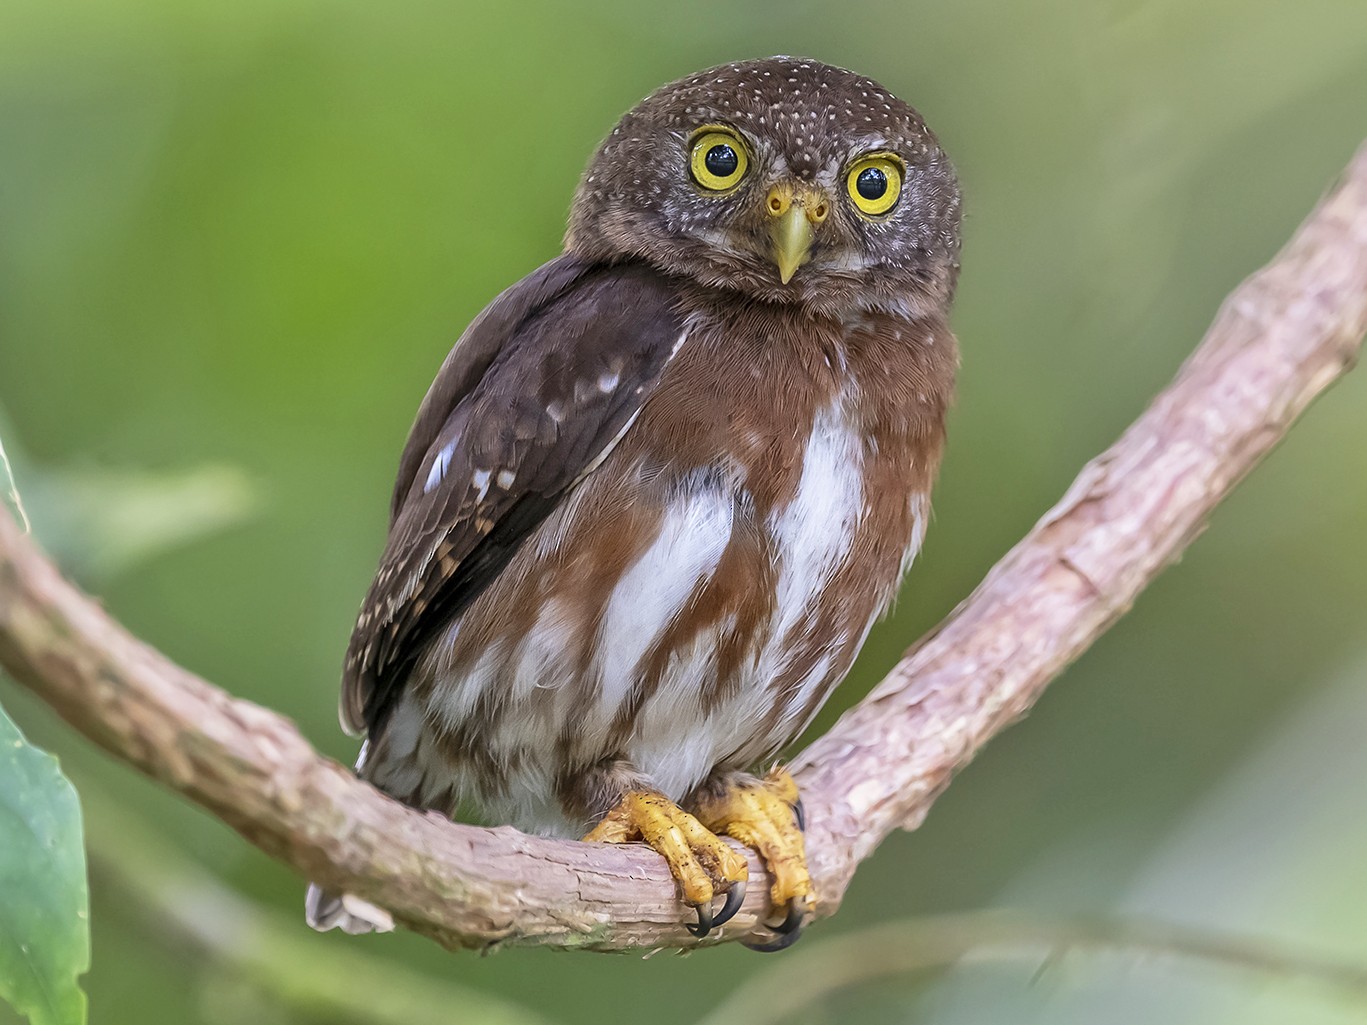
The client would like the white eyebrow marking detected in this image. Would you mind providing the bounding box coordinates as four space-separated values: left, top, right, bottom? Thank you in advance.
471 468 492 501
424 441 456 494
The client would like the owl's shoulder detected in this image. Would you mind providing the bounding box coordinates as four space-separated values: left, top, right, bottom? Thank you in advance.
391 256 689 518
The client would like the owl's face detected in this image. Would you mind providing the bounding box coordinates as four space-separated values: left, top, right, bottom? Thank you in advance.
566 57 961 317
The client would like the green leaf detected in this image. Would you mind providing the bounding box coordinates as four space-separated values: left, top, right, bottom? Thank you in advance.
0 704 89 1025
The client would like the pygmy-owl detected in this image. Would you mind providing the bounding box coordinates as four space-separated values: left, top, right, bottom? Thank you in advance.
307 56 960 950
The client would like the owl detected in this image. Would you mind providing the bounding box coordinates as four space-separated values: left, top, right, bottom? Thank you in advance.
307 56 960 951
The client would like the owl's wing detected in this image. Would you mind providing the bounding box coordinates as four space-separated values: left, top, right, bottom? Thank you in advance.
341 256 686 734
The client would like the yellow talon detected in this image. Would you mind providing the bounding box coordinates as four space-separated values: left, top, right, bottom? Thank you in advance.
690 766 813 920
583 790 749 929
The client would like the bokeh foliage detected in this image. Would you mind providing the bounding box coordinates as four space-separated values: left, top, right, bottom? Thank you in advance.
2 0 1366 1022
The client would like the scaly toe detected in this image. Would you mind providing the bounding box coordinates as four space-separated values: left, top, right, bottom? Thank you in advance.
584 789 749 938
692 766 813 924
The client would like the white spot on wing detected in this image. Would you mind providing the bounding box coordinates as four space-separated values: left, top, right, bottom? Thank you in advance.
471 468 492 501
569 329 689 489
424 441 456 494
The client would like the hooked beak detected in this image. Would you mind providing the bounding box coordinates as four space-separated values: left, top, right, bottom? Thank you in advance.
766 183 829 284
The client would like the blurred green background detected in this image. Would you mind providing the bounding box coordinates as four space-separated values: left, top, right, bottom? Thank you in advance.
3 0 1367 1022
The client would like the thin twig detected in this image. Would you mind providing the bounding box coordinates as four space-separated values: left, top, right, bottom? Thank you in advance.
0 141 1364 952
0 432 31 534
694 912 1367 1025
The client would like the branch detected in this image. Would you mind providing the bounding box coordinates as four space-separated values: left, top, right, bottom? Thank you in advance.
2 141 1365 953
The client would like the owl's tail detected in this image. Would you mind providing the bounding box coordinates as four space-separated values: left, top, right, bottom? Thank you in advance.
304 735 399 933
304 882 395 935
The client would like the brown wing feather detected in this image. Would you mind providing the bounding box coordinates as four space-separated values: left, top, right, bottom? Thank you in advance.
386 255 592 522
342 259 686 734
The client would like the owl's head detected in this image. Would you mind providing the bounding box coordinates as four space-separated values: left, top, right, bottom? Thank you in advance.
566 57 961 317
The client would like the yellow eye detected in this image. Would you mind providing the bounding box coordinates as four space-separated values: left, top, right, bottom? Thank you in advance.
846 153 904 216
689 127 749 192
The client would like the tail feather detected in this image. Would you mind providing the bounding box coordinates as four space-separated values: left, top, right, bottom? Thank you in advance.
304 738 398 934
304 883 395 935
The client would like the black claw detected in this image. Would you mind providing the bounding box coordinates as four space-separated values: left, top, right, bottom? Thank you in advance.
687 879 746 938
713 880 746 929
771 900 805 935
792 798 806 832
741 901 806 952
686 900 713 938
742 925 805 953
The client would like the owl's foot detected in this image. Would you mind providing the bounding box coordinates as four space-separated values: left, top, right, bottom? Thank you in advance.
583 790 749 938
690 766 812 952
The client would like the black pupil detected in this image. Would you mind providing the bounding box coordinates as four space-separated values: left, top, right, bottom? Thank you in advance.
856 167 888 200
704 144 738 178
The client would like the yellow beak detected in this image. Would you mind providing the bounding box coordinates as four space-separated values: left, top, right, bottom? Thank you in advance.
766 184 828 284
771 207 814 284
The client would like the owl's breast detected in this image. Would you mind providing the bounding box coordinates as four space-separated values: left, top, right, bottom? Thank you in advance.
362 302 947 834
569 301 946 750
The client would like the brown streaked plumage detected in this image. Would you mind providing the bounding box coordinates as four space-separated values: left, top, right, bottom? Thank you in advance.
307 56 961 947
